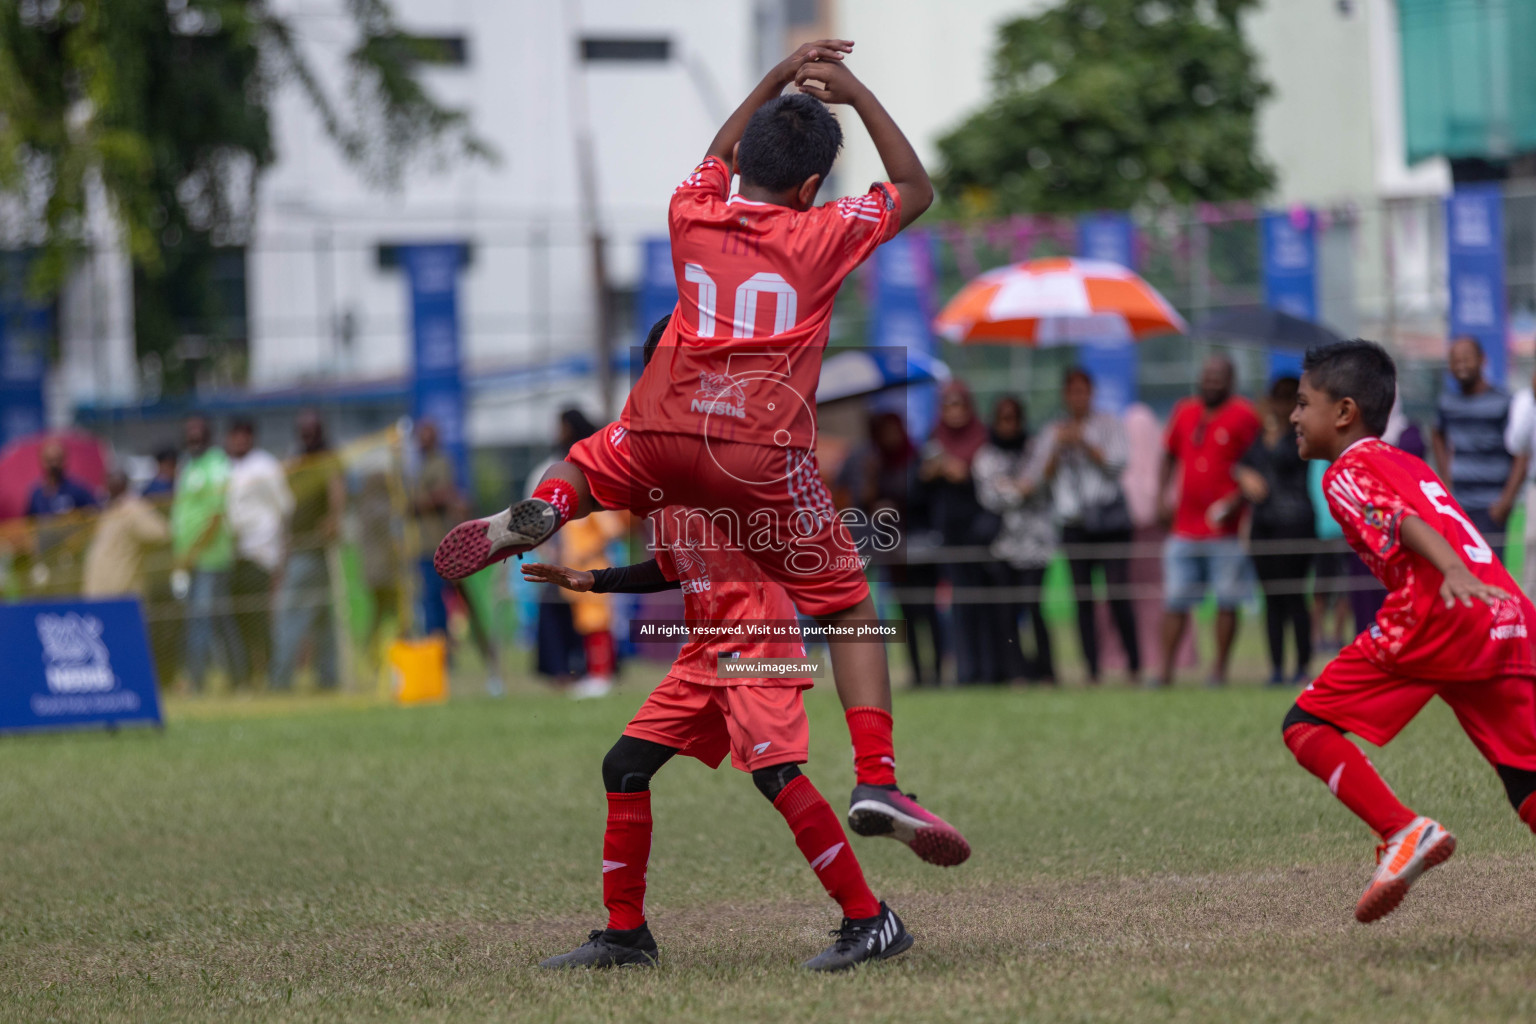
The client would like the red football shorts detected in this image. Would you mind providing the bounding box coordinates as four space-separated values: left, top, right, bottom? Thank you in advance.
567 425 870 617
1299 642 1536 769
623 675 811 772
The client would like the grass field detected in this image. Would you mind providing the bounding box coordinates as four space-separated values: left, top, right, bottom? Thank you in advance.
3 678 1535 1023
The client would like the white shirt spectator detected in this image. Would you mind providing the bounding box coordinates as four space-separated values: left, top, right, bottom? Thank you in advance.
226 449 294 571
1504 383 1536 482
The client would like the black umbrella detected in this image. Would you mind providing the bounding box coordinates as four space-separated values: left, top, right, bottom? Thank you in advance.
1194 306 1344 352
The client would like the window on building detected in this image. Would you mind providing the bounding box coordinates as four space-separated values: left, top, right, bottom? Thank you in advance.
580 37 671 63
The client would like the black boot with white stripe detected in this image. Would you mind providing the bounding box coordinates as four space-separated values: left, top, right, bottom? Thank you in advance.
802 902 913 972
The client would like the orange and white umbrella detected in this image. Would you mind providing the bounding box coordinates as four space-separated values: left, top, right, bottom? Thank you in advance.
934 257 1188 345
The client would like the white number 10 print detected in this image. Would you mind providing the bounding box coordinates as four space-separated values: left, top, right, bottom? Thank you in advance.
683 265 798 339
1420 481 1494 564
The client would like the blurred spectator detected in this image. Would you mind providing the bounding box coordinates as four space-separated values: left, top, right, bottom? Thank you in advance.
1026 367 1137 685
531 409 599 686
1432 336 1523 556
561 510 629 698
139 446 181 683
225 417 293 686
142 447 178 500
411 418 504 692
1157 355 1261 687
83 469 169 598
845 411 945 688
973 396 1055 684
1506 364 1536 596
272 412 344 691
920 381 992 685
173 414 246 691
1306 459 1351 651
1235 377 1313 685
356 471 403 653
27 438 98 518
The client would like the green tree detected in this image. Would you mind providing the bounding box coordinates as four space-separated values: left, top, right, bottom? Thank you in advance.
0 0 489 392
934 0 1274 218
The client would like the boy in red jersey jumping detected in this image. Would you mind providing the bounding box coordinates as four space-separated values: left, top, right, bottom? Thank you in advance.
435 42 969 865
1286 340 1536 922
523 498 911 971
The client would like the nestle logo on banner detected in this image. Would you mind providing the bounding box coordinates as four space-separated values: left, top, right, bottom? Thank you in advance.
1452 198 1493 249
36 613 116 693
1455 275 1496 328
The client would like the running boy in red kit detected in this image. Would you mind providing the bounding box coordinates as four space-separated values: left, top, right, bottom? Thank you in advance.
434 43 969 865
1286 340 1536 923
522 499 911 971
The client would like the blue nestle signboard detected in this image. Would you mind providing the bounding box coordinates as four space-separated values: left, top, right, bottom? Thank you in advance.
0 598 163 734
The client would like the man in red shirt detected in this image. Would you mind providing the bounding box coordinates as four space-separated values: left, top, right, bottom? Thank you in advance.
1156 355 1262 686
1284 340 1536 923
434 41 970 864
520 501 911 972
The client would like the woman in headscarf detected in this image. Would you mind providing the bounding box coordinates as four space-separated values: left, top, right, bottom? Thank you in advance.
920 382 993 684
974 396 1057 684
845 411 945 688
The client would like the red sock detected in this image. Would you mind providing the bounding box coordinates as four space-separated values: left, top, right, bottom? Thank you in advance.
584 631 615 678
774 776 881 920
1519 793 1536 834
602 792 651 930
1285 723 1416 838
845 706 897 787
532 477 578 528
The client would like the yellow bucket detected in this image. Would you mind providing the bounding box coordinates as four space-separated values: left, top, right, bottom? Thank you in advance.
386 637 449 705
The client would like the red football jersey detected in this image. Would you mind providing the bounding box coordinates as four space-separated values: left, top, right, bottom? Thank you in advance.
650 505 809 687
1323 437 1536 680
622 155 902 447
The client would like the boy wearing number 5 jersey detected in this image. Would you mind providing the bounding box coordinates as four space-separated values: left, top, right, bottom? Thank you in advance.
434 41 969 866
1284 340 1536 924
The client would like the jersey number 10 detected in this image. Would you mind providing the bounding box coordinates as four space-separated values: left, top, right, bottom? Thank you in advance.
684 264 799 339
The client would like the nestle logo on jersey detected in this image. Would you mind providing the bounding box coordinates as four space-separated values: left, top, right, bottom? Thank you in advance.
680 578 711 594
1490 624 1527 640
690 399 746 419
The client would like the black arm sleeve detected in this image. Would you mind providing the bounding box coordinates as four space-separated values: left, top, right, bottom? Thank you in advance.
589 558 680 594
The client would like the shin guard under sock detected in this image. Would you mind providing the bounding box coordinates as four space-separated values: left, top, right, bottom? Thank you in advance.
532 478 577 529
602 792 652 930
774 776 881 920
1285 723 1416 838
845 706 897 787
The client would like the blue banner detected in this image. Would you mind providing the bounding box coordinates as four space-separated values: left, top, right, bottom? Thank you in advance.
637 237 679 360
1074 213 1138 412
402 243 470 488
868 230 938 438
1076 212 1135 268
1261 209 1317 381
0 598 163 734
1446 184 1508 386
0 251 50 446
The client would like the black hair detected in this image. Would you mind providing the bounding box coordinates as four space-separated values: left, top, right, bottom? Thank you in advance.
229 416 256 436
1269 375 1299 405
1063 366 1094 389
1301 340 1396 436
559 408 598 446
736 93 843 193
154 446 178 464
643 314 671 367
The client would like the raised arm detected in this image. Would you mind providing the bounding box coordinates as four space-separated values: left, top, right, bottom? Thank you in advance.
1400 515 1510 608
794 60 933 228
705 40 853 164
